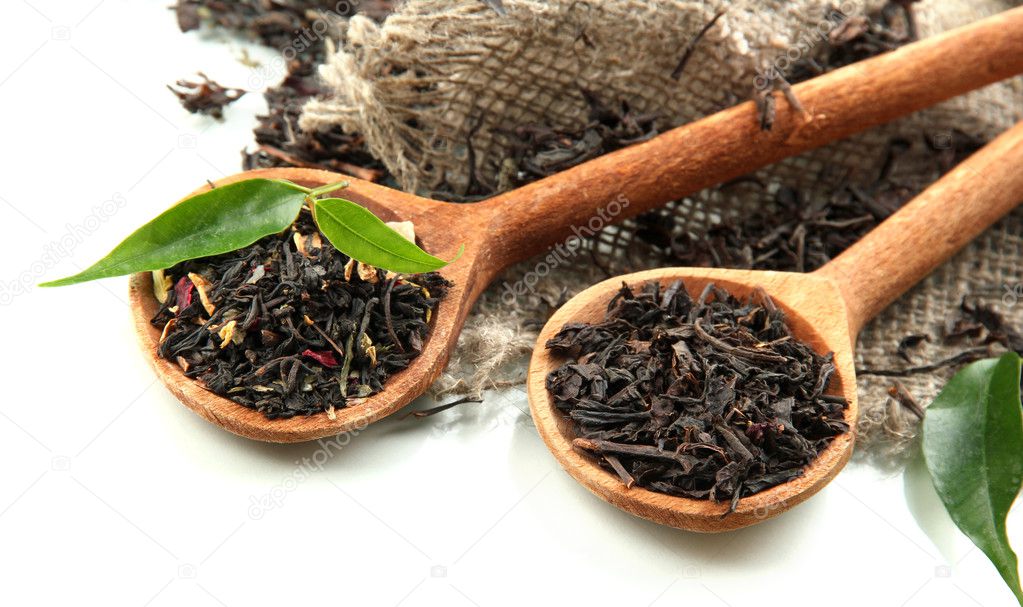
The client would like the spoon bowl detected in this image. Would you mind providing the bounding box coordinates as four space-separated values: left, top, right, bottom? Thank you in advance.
527 268 857 532
130 168 487 442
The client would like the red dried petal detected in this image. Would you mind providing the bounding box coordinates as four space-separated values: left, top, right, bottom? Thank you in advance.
174 276 193 309
302 349 340 368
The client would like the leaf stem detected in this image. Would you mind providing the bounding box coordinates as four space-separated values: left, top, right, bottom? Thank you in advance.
276 179 349 199
306 181 350 199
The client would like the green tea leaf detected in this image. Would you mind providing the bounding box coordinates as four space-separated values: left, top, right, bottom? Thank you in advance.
314 198 461 274
923 352 1023 605
41 179 308 287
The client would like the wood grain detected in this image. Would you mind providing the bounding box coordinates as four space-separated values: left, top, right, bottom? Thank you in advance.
128 8 1023 443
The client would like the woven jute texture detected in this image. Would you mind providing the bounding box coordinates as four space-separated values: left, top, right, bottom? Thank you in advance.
300 0 1023 463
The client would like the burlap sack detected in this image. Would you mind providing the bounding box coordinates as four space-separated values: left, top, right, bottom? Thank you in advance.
300 0 1023 463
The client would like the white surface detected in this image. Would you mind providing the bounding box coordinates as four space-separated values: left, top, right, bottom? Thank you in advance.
0 2 1019 605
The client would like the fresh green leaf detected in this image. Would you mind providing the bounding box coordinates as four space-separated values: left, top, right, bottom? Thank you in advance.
314 198 461 274
41 179 309 287
923 352 1023 606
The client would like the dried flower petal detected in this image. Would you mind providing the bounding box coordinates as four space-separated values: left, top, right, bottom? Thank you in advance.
302 349 340 368
357 261 378 284
159 318 177 345
343 258 355 281
293 232 310 257
152 270 173 303
188 272 216 315
217 320 238 349
246 265 266 284
174 276 193 310
293 232 322 257
421 285 433 323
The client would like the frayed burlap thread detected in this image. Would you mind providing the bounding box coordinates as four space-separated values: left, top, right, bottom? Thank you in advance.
301 0 1023 464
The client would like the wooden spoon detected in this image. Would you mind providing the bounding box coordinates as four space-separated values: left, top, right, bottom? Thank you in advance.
527 119 1023 532
129 8 1023 442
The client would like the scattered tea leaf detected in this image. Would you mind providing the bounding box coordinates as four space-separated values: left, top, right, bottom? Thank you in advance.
922 352 1023 605
314 197 461 274
167 72 246 120
41 179 309 287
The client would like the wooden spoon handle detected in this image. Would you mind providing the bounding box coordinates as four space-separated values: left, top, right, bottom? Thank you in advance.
480 7 1023 266
816 120 1023 335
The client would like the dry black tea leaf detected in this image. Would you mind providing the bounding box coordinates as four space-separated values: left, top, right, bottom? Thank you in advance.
545 280 848 510
897 333 930 362
168 73 246 120
151 207 450 419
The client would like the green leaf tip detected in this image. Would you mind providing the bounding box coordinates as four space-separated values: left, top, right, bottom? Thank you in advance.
40 178 309 287
922 352 1023 605
314 197 461 274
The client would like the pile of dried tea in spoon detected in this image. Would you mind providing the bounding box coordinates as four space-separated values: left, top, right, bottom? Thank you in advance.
545 280 848 510
151 208 449 419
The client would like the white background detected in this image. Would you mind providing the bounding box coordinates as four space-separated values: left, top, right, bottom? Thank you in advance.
0 1 1019 605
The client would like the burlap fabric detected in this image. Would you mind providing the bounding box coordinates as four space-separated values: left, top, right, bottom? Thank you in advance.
300 0 1023 463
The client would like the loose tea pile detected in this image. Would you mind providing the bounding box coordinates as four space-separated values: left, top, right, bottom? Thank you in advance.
151 208 449 419
787 1 919 83
545 280 848 508
500 93 659 195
